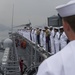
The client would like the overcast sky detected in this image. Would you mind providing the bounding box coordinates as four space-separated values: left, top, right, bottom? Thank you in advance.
0 0 70 40
0 0 70 27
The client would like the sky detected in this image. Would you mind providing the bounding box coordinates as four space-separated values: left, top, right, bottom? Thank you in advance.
0 0 70 40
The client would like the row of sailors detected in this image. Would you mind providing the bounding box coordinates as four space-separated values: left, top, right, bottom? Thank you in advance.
18 26 69 54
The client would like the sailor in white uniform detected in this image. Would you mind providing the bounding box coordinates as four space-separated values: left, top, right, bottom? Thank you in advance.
59 26 68 50
37 0 75 75
31 29 35 43
40 29 44 47
33 29 37 43
54 27 60 53
50 27 55 54
19 29 23 36
43 29 46 50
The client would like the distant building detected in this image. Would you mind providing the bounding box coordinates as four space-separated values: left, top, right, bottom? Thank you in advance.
47 15 62 27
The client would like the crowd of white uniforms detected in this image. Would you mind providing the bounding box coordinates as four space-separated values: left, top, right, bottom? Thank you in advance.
18 26 69 54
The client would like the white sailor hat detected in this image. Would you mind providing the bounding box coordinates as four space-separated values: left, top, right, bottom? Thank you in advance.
54 27 59 30
50 26 53 28
59 26 63 29
56 0 75 17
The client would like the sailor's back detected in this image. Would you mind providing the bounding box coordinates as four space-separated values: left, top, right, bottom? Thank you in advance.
37 40 75 75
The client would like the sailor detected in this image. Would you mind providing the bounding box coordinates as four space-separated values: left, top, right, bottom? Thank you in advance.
45 27 50 52
43 29 46 50
23 29 30 40
37 0 75 75
31 29 35 43
36 28 40 45
30 28 32 41
33 29 37 43
19 29 23 36
54 27 60 53
40 29 44 47
50 26 55 54
59 26 68 50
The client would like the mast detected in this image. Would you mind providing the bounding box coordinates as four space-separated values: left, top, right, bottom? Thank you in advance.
11 4 14 33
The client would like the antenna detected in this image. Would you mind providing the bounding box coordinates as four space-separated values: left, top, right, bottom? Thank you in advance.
11 3 14 33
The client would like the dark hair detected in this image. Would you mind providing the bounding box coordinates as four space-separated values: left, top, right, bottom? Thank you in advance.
63 15 75 32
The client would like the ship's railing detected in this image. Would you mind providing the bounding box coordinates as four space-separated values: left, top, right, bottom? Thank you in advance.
13 32 53 75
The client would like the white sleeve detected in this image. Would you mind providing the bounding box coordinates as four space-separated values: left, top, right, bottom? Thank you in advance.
36 60 50 75
36 52 64 75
